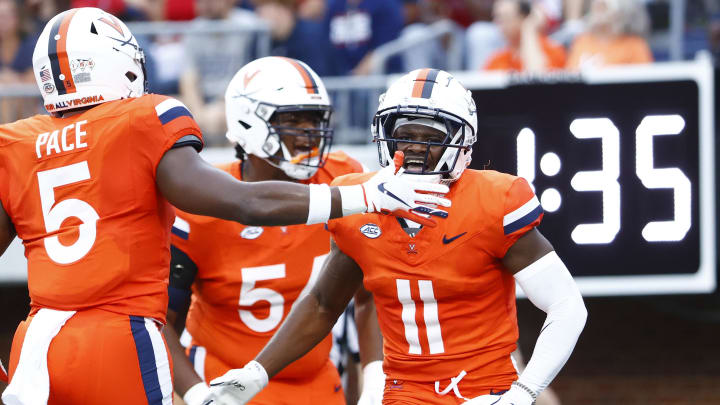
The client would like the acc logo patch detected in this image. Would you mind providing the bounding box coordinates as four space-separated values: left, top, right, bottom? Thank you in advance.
240 226 263 240
360 223 381 239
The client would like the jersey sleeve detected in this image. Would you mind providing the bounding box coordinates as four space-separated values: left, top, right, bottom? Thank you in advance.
329 171 374 187
135 95 204 173
170 214 193 254
499 177 543 255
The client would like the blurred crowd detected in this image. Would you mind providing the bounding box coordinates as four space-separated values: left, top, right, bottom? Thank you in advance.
0 0 718 136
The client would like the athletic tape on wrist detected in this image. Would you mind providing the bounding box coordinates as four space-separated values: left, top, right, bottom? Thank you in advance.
306 183 332 225
338 185 368 216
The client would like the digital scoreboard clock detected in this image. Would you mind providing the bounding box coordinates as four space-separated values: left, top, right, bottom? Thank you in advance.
457 58 715 296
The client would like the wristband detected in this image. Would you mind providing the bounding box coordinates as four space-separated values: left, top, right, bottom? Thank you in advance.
338 185 368 216
183 382 210 405
306 183 332 225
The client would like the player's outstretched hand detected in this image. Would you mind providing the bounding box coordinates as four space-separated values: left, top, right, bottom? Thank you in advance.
207 361 268 405
362 152 450 227
0 358 7 383
463 384 534 405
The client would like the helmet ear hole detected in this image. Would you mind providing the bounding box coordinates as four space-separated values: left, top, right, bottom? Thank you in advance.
125 72 137 82
90 23 98 34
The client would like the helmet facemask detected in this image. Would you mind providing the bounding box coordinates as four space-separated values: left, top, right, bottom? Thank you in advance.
261 106 334 180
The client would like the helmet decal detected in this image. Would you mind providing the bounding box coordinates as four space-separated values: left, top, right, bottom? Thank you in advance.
48 9 79 95
280 57 318 94
97 15 124 36
411 68 440 99
243 69 260 88
34 8 147 113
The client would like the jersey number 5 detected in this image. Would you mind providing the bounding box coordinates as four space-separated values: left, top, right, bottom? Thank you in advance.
396 279 445 355
37 162 99 264
239 254 328 333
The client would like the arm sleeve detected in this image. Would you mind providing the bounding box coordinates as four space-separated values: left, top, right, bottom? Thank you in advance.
513 251 587 394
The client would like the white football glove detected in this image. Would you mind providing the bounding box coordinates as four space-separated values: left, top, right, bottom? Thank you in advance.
183 382 214 405
357 361 385 405
463 384 534 405
342 151 450 227
0 358 7 383
208 361 268 405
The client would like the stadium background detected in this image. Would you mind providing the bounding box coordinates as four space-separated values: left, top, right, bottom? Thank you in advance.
0 0 719 403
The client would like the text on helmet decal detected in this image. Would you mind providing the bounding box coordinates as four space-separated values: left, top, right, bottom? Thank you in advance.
45 94 105 111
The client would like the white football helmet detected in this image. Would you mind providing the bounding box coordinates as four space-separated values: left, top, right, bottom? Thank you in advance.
372 68 477 183
225 56 333 180
32 7 146 114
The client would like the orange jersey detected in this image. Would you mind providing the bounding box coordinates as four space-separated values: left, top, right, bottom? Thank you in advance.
0 94 202 322
484 36 566 72
566 33 653 70
172 152 363 380
328 169 543 394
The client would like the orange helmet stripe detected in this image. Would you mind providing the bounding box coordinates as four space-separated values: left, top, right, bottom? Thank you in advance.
281 57 318 94
411 69 430 98
48 9 78 95
411 68 440 99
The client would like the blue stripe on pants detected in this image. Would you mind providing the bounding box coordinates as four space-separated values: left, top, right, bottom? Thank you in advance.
130 316 163 405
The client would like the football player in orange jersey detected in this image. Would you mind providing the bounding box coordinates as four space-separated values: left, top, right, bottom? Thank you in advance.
162 56 385 405
0 8 452 405
208 68 588 405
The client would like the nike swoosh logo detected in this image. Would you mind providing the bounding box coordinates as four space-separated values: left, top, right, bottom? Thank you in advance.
442 232 466 244
378 182 410 208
